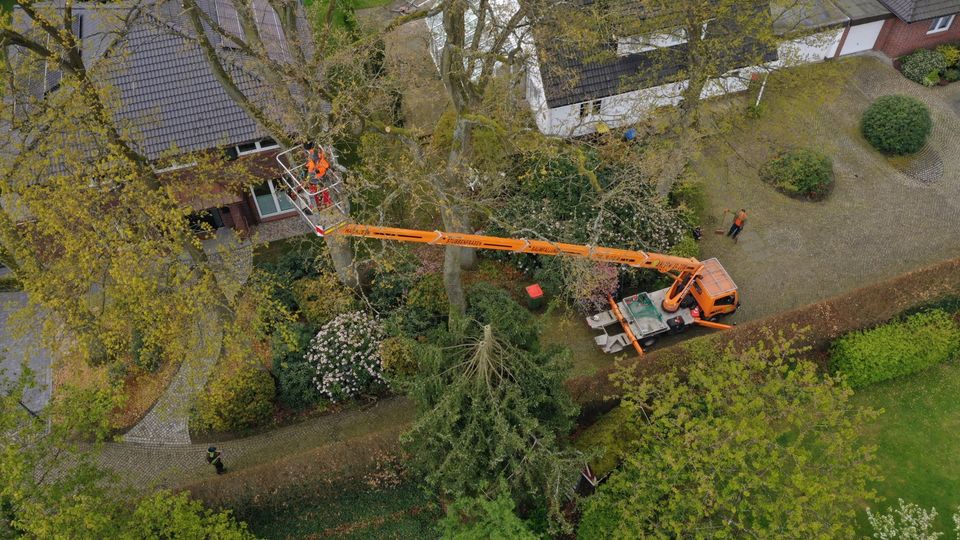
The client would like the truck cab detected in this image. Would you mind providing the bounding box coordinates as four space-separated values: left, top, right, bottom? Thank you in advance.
688 258 739 319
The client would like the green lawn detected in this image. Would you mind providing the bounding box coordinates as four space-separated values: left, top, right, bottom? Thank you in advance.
538 308 613 377
852 359 960 533
245 481 440 539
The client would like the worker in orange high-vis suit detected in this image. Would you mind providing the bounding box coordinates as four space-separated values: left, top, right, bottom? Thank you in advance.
303 143 332 208
726 208 747 242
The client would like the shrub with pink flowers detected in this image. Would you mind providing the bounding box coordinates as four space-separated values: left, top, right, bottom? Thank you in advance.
306 311 387 402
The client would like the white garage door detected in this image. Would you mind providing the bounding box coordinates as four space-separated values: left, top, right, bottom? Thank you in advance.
839 20 886 56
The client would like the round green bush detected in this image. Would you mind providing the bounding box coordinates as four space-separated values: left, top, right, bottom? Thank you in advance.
860 95 932 155
759 148 833 200
899 48 947 85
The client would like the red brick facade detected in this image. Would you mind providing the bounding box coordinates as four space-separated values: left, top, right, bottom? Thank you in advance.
875 14 960 58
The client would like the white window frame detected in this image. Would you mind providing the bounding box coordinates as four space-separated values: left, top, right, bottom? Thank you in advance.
250 178 295 218
928 14 955 34
579 99 603 120
234 138 279 157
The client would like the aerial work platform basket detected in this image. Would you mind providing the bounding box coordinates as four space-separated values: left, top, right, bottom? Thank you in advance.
275 145 349 236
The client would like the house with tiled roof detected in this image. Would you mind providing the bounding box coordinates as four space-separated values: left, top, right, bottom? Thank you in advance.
9 1 307 235
429 0 960 137
816 0 960 59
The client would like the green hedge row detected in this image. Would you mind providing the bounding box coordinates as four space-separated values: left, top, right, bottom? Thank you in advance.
829 310 960 388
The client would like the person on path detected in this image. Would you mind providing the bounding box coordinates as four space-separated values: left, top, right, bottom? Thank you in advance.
727 208 747 242
207 446 225 475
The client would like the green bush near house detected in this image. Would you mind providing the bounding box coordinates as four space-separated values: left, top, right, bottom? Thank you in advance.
945 67 960 82
759 148 833 200
860 95 932 155
292 272 356 329
668 180 708 227
276 362 323 411
668 235 700 259
194 365 276 432
379 336 418 378
935 43 960 67
899 48 948 85
829 310 960 388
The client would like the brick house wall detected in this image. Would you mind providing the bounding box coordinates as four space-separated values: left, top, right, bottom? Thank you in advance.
875 14 960 57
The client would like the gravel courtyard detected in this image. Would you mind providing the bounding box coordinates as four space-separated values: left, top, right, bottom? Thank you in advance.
694 56 960 324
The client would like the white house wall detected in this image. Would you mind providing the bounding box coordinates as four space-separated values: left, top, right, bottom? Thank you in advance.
531 27 844 137
775 28 844 66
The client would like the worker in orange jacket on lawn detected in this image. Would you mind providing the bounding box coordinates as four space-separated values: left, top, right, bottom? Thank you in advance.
726 208 747 242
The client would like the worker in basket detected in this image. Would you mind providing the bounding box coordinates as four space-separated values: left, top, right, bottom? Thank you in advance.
303 142 332 209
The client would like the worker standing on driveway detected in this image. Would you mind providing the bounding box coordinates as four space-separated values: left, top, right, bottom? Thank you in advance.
207 446 225 475
727 208 747 242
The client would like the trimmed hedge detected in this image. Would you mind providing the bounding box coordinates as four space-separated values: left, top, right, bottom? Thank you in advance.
759 148 833 200
829 310 960 388
860 95 932 155
565 258 960 406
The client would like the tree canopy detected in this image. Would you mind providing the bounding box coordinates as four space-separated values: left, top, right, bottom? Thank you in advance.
578 334 880 539
402 287 581 533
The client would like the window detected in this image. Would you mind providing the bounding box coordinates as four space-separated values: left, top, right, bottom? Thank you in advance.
578 99 603 119
233 137 280 157
928 14 955 34
250 179 294 218
714 294 736 306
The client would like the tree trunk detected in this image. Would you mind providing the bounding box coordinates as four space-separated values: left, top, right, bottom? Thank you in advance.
655 69 709 197
440 205 467 327
325 235 358 288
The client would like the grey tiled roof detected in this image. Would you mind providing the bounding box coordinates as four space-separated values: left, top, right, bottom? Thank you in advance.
108 13 269 159
535 1 778 109
877 0 960 21
828 0 891 21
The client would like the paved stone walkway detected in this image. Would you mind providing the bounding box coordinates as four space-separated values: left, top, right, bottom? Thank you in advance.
103 397 413 491
0 292 52 413
694 57 960 324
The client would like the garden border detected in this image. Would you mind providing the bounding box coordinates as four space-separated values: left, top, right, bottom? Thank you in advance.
566 257 960 406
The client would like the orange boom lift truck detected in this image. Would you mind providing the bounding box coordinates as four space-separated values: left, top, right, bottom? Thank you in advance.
276 146 740 356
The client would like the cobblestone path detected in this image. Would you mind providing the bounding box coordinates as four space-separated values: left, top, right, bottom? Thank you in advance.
103 397 413 491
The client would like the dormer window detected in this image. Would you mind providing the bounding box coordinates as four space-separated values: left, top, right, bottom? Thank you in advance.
617 28 686 56
230 138 279 158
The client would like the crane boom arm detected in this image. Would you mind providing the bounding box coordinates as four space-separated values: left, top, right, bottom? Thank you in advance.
334 223 703 276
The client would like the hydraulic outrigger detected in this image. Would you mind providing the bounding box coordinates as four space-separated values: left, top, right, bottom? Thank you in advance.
277 145 739 356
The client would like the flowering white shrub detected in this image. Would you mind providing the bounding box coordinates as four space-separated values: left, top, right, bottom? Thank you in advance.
867 499 941 540
305 311 387 402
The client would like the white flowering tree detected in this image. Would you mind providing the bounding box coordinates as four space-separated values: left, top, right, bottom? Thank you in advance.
306 311 387 402
867 500 960 540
